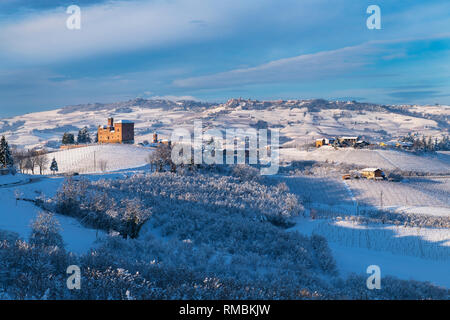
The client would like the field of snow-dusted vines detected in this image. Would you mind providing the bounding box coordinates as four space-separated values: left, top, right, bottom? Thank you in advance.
311 220 450 261
280 148 450 174
346 179 450 211
281 176 357 215
41 144 153 174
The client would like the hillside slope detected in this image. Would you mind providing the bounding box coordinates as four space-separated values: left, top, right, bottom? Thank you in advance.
42 144 153 174
1 98 448 150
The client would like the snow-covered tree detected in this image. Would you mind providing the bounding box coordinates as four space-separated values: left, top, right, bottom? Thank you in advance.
121 198 151 239
29 212 64 248
0 136 13 168
77 127 91 144
146 144 174 172
62 132 75 145
50 158 58 174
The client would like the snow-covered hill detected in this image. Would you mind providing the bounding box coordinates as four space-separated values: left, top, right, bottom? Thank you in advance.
1 98 448 298
1 98 448 150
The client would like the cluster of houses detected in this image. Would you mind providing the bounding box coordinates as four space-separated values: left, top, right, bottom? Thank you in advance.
315 136 369 148
315 136 413 150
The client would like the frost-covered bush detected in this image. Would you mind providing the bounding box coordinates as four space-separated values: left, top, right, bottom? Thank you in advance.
0 228 447 300
356 209 450 229
335 274 448 300
52 172 303 234
53 178 151 238
0 230 71 299
29 212 64 249
310 234 337 274
2 170 447 300
231 164 261 182
1 203 449 301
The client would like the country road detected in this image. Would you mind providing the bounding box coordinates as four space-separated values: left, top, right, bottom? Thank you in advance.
0 177 44 189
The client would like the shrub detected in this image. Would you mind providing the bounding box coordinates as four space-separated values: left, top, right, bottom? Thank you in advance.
29 212 64 249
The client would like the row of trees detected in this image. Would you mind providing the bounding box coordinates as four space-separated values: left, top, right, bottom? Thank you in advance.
1 136 58 175
13 149 58 175
62 127 95 145
401 133 450 152
14 148 50 174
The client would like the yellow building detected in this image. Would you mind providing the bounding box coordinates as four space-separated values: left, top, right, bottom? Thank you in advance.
98 118 134 144
361 168 385 180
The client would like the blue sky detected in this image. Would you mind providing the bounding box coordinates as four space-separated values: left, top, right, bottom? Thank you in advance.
0 0 449 116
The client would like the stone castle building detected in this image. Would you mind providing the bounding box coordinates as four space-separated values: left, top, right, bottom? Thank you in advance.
98 118 134 144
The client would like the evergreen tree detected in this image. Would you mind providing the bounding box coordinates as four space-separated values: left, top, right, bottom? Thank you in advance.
77 127 91 144
62 132 75 145
50 158 58 174
0 135 13 168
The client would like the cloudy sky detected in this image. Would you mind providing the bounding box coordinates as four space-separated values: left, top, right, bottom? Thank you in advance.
0 0 449 116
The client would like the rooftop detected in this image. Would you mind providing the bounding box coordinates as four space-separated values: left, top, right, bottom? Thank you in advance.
361 168 381 172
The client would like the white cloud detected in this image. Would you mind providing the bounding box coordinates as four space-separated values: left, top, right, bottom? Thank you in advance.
1 0 448 66
0 0 260 63
172 42 380 89
172 33 450 90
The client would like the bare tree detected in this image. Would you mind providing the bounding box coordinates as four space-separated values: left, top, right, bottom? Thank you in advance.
146 153 155 172
23 156 34 174
27 149 39 174
98 160 108 172
146 144 175 172
35 149 49 175
12 149 29 174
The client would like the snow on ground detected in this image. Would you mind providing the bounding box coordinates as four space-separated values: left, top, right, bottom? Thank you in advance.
290 218 450 288
0 175 104 254
0 174 28 186
346 179 450 210
280 147 450 174
283 169 449 289
330 244 450 289
387 206 450 217
282 175 357 215
1 99 448 152
41 144 154 175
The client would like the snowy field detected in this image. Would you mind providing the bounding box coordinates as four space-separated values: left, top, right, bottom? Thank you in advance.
41 144 153 175
281 176 357 215
289 217 450 288
280 147 450 174
0 174 28 186
280 173 449 289
0 175 104 254
346 179 450 212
